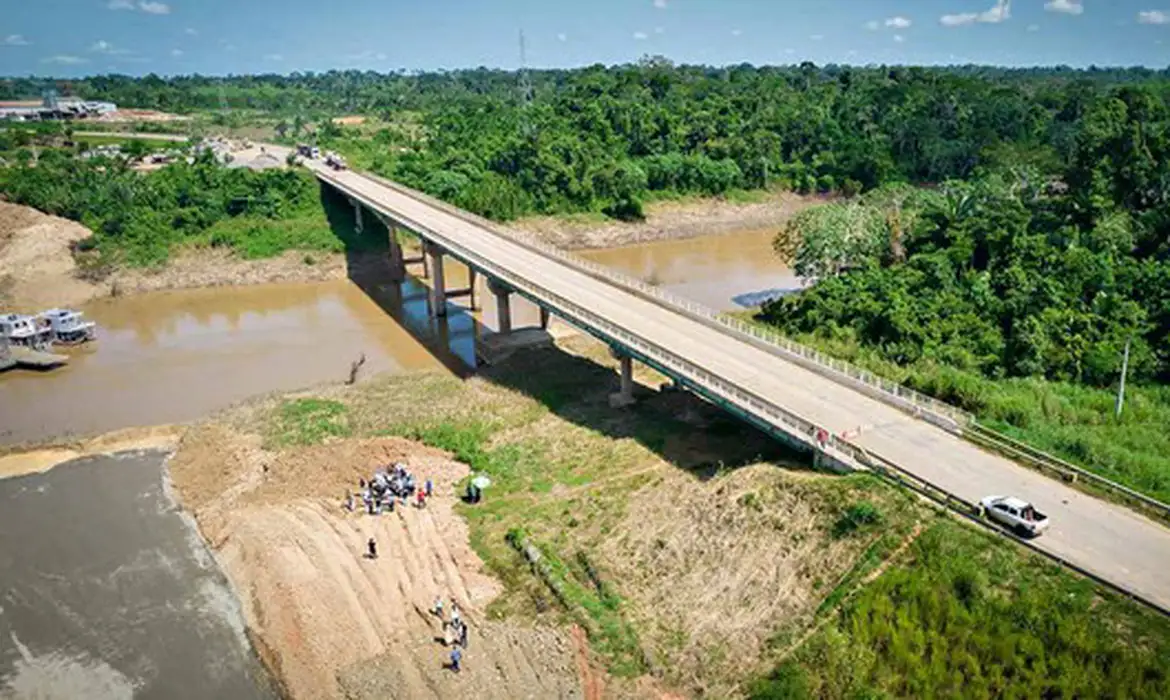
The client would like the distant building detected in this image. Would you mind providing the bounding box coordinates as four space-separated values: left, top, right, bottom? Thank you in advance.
0 92 116 122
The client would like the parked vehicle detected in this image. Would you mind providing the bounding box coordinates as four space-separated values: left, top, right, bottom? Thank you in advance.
981 495 1050 537
0 313 53 349
37 309 96 345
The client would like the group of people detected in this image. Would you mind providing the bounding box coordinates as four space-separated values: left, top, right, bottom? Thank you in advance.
345 462 434 515
433 595 470 672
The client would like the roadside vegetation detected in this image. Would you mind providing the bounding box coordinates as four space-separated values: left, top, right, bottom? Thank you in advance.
231 334 1170 698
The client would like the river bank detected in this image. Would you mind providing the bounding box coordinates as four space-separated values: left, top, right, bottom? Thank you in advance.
0 189 813 311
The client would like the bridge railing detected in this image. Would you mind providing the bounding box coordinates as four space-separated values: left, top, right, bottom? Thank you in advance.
359 172 972 431
325 169 868 471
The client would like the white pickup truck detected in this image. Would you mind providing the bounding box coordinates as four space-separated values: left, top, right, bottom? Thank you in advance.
981 495 1050 538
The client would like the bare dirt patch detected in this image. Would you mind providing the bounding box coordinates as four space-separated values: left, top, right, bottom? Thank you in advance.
513 191 825 250
0 202 99 310
0 424 183 479
169 424 582 700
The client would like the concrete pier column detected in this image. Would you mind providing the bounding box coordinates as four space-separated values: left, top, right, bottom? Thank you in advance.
427 242 447 317
609 348 636 408
352 200 364 233
539 307 550 330
488 278 512 334
387 223 406 281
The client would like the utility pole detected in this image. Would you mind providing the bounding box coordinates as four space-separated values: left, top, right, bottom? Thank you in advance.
1115 335 1132 419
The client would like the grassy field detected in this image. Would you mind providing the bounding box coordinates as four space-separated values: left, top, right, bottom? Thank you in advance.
237 330 1170 697
731 312 1170 506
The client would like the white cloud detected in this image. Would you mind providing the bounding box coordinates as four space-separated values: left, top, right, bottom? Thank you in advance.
1139 10 1170 24
42 54 88 64
809 33 824 40
170 48 183 56
886 16 912 29
3 34 30 46
654 26 665 34
264 53 283 61
90 40 130 55
107 0 134 9
184 27 198 36
139 1 171 14
633 31 648 40
940 0 1011 26
894 34 905 42
865 20 880 30
731 28 742 36
1045 0 1083 15
1027 23 1040 31
653 0 667 7
556 32 567 41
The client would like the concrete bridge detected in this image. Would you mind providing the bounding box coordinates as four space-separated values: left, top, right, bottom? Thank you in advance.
308 161 1170 613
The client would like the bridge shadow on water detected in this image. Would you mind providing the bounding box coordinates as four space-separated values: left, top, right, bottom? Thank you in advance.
320 183 806 478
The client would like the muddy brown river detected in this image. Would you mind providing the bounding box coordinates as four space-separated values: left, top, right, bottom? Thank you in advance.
1 229 795 445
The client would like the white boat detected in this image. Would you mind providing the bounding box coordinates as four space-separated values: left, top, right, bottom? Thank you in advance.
37 309 97 345
0 313 54 349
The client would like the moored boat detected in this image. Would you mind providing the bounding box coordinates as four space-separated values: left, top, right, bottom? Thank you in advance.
0 313 54 349
37 309 97 345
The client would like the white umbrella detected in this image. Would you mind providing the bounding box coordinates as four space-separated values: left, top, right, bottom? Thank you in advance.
471 475 492 490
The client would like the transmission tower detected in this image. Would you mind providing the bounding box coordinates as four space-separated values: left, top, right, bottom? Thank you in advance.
518 30 535 138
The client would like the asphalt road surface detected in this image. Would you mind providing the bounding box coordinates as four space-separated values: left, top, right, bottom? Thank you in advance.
0 451 276 699
315 163 1170 613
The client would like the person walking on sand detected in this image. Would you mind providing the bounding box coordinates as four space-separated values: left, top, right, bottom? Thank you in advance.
448 646 462 673
367 537 378 560
416 489 426 509
425 478 433 498
433 595 444 619
458 620 468 649
450 603 461 629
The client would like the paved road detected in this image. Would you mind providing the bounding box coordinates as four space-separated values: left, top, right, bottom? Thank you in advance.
313 163 1170 612
0 451 276 699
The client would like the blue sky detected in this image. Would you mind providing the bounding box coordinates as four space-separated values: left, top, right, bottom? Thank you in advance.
1 0 1168 77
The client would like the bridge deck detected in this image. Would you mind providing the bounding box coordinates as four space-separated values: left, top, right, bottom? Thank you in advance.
314 163 1170 612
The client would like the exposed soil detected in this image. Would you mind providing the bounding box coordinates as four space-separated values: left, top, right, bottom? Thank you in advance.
513 191 824 250
168 425 582 700
0 202 354 311
0 424 183 478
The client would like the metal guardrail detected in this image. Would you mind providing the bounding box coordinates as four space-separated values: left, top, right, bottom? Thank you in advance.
359 172 973 431
967 424 1170 522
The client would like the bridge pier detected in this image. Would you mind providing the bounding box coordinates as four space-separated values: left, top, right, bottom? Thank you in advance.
539 307 550 330
349 198 364 234
379 218 407 281
487 278 512 334
446 268 478 310
426 241 447 317
608 348 636 408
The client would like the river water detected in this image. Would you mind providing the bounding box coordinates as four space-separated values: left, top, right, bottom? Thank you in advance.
1 229 796 445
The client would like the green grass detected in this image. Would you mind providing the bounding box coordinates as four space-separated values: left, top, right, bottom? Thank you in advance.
74 133 182 150
196 211 345 259
268 398 351 447
756 520 1170 700
737 312 1170 505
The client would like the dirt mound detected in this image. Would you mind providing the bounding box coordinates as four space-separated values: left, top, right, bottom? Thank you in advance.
0 201 101 310
171 427 581 699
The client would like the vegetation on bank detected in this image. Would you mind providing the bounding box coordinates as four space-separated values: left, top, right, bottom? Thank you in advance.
0 147 381 267
753 519 1170 700
248 336 1170 698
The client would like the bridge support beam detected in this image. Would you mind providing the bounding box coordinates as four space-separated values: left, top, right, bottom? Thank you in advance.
426 242 447 317
609 348 636 408
487 278 512 334
446 268 477 310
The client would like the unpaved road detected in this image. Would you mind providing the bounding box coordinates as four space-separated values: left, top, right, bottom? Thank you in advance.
314 163 1170 614
0 450 275 699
